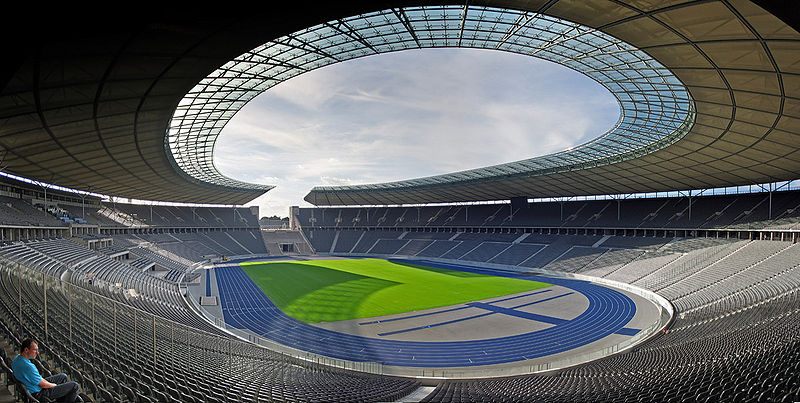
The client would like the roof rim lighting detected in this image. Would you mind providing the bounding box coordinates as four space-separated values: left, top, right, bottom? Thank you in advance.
167 5 694 203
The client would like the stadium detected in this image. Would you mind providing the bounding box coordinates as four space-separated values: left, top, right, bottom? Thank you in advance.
0 1 799 402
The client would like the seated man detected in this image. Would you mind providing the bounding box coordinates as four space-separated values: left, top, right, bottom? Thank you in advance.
11 338 81 403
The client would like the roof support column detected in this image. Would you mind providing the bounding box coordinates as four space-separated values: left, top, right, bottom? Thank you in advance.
510 197 528 223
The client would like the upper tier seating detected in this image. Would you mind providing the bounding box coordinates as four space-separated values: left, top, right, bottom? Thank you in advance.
0 196 65 227
45 202 261 228
297 190 800 230
0 195 796 401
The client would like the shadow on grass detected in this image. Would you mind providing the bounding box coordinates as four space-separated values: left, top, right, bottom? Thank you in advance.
243 263 399 323
388 260 490 278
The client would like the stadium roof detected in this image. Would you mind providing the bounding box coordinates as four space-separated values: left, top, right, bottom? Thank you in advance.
1 2 798 205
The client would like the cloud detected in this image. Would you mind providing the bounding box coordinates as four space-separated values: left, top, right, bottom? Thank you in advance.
320 176 354 186
214 48 619 217
266 68 345 110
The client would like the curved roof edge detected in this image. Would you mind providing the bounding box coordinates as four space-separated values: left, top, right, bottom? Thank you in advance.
0 2 798 205
305 0 800 205
170 5 693 204
0 7 364 205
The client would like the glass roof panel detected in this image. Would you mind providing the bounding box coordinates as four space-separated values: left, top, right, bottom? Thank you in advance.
168 5 693 197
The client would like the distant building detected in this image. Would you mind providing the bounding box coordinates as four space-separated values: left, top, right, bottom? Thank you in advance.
260 216 289 229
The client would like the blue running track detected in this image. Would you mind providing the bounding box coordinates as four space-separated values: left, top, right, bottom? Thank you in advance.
214 260 639 367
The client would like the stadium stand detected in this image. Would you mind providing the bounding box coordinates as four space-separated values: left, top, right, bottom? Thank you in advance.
333 230 363 253
0 196 65 227
396 239 435 256
542 246 609 273
59 204 119 226
419 247 800 401
369 239 408 255
297 190 800 231
215 214 800 401
46 203 261 228
291 209 800 400
112 230 269 265
0 195 795 401
0 2 798 401
489 243 547 266
198 232 251 255
350 231 396 254
0 262 420 403
416 240 461 258
282 232 792 402
579 248 648 278
440 240 483 260
129 247 191 273
459 242 512 263
148 205 257 228
599 251 675 284
261 230 313 255
304 229 336 253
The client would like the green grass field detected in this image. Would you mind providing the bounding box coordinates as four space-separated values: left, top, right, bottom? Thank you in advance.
240 258 550 323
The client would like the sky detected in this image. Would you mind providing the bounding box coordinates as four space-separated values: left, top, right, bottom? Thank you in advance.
214 48 620 218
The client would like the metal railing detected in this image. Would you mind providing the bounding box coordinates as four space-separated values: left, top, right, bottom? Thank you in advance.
0 257 308 382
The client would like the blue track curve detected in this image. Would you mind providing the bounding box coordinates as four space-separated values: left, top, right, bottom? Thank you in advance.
215 260 637 367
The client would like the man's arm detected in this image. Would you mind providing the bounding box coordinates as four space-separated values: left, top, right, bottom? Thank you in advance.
38 378 56 389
